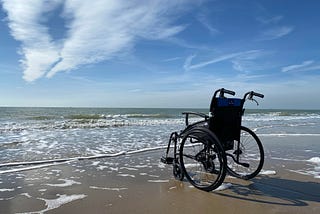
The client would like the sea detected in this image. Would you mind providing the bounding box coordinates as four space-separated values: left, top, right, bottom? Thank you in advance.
0 107 319 178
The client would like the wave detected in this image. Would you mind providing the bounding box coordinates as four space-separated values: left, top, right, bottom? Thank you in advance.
28 116 57 120
124 113 175 118
65 114 107 120
307 157 320 164
0 141 25 148
0 118 186 134
243 109 320 122
243 114 320 122
1 108 320 135
0 161 72 174
26 113 176 121
0 147 168 174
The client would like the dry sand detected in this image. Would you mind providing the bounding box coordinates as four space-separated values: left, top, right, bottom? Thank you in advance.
0 150 319 214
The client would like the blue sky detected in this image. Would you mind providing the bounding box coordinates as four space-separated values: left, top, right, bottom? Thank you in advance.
0 0 320 109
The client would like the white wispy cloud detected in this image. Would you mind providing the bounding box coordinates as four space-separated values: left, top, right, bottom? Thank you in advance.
282 60 320 72
256 15 283 24
258 26 294 41
231 50 271 72
2 0 62 81
2 0 199 82
183 50 262 71
183 54 197 70
197 14 219 35
162 57 182 62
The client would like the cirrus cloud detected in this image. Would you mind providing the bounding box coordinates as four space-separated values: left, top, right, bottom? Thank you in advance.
183 50 263 71
282 60 320 73
258 26 294 41
1 0 198 82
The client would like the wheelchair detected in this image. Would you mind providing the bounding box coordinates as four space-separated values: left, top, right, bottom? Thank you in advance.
161 88 264 191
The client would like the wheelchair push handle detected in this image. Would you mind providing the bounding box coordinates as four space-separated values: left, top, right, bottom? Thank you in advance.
252 92 264 98
244 91 264 106
244 91 264 99
213 88 236 98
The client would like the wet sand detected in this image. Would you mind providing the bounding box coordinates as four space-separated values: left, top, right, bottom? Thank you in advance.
0 144 319 214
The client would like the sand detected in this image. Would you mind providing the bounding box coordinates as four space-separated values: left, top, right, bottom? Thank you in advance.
0 147 319 214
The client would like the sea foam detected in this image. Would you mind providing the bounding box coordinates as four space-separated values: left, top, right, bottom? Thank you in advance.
16 194 87 214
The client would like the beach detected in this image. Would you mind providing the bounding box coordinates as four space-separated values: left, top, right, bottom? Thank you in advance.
0 108 320 213
0 136 319 213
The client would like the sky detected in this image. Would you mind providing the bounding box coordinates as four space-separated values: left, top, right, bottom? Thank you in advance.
0 0 320 109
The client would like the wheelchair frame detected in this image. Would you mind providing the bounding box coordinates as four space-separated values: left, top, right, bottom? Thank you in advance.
161 88 264 191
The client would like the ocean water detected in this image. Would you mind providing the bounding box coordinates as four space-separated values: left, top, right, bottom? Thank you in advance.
0 107 319 178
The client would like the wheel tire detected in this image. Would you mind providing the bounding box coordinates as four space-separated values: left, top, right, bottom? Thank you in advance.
179 127 227 191
226 126 264 180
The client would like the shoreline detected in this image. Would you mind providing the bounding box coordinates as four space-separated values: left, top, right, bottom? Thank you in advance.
0 148 319 214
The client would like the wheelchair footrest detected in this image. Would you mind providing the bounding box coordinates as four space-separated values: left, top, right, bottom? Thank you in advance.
161 156 174 164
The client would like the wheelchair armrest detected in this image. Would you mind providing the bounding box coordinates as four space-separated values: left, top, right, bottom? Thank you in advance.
182 112 209 126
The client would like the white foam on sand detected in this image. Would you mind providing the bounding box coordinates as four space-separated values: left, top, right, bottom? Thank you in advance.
91 161 100 166
20 193 32 198
126 146 166 155
0 188 15 192
0 147 165 174
89 186 128 191
0 162 72 174
307 157 320 178
214 183 232 191
0 196 14 201
259 170 277 175
46 178 81 187
132 164 150 168
96 165 109 171
0 151 126 169
307 157 320 164
117 174 135 178
271 157 304 162
147 179 169 183
286 157 320 179
41 194 86 212
0 158 76 168
17 194 87 214
120 167 138 171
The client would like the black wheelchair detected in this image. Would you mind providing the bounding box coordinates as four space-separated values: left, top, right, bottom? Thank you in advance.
161 88 264 191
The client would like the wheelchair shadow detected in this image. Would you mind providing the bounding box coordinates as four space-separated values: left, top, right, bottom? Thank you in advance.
214 176 320 207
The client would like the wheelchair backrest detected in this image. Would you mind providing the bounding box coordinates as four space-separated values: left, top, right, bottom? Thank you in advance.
209 97 244 143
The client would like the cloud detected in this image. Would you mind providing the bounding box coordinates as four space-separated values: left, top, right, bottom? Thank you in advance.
183 54 197 70
197 14 219 35
282 60 320 72
162 57 182 62
258 26 294 41
183 50 262 71
1 0 62 81
2 0 198 81
231 50 270 72
256 15 283 24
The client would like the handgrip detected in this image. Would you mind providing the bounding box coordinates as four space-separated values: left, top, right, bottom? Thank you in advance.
222 88 236 96
252 91 264 98
214 88 236 98
244 91 264 100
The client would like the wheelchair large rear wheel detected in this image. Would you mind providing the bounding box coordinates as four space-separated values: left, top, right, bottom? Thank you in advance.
179 127 227 191
226 126 264 180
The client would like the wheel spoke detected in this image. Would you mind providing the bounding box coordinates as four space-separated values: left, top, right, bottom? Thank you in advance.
180 128 226 191
227 126 264 179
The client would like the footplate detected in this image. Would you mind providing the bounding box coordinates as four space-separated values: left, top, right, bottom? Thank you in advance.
160 156 174 164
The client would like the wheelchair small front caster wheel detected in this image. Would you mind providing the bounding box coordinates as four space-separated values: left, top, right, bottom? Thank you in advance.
173 163 184 181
